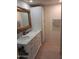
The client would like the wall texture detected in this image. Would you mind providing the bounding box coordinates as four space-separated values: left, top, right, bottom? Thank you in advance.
30 7 42 31
30 7 45 43
44 4 61 40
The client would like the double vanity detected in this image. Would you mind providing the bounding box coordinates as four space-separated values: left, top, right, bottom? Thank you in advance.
17 30 42 59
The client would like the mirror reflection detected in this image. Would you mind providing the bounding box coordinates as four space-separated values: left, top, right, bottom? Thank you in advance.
17 12 29 28
17 7 31 34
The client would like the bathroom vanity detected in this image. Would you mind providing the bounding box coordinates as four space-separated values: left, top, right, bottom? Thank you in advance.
17 30 41 59
17 2 44 59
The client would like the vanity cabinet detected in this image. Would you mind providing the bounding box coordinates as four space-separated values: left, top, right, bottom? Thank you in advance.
23 32 41 59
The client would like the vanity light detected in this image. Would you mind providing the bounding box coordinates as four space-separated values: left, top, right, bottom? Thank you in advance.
59 0 62 3
29 0 33 2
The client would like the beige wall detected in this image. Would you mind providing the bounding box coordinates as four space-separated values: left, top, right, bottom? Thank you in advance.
44 4 61 40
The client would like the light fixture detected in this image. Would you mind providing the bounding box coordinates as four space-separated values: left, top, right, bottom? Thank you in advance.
59 0 62 3
29 0 33 2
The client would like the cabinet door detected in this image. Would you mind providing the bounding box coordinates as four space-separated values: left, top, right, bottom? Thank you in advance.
24 32 41 59
32 32 41 59
24 41 33 59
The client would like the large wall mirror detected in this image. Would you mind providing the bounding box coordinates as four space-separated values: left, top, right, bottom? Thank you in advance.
17 7 31 34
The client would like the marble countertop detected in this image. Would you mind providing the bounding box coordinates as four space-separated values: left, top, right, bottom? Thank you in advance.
17 30 41 45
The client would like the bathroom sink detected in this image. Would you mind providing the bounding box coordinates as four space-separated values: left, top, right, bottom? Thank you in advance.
19 36 30 40
17 35 31 45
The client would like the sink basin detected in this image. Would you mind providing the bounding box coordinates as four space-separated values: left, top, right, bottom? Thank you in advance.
19 36 30 40
17 35 31 45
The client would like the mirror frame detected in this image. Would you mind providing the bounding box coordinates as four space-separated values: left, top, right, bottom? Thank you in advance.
17 6 32 34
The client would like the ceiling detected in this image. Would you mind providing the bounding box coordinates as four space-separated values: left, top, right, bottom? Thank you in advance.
18 0 61 6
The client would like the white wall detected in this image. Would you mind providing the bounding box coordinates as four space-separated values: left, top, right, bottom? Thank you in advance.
30 7 42 31
44 4 61 40
31 6 45 43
